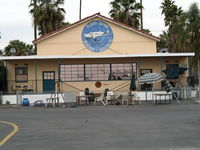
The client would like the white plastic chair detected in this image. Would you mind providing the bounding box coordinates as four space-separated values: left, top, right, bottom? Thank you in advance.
121 94 130 105
105 91 114 105
94 93 106 106
131 91 141 104
79 92 89 105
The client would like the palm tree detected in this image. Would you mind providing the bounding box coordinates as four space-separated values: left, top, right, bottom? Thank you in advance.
160 0 184 52
29 0 65 36
109 0 142 28
160 1 200 85
186 3 200 85
161 0 183 27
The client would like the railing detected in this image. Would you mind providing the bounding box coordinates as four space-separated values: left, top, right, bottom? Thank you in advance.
3 77 193 95
5 79 84 95
7 80 35 94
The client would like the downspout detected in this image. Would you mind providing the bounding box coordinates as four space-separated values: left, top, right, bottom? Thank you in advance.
34 60 37 93
137 57 140 78
137 57 140 91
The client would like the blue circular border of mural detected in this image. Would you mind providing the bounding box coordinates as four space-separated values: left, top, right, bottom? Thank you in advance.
82 20 114 53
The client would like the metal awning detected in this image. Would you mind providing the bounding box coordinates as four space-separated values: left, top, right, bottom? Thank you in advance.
0 53 195 60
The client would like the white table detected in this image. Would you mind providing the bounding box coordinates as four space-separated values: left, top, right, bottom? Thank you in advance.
153 93 172 104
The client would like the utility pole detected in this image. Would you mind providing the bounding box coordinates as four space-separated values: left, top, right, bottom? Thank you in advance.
33 0 37 40
79 0 82 20
140 0 143 30
33 0 37 52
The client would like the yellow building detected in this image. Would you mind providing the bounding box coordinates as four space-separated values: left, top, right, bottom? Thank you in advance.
0 13 194 94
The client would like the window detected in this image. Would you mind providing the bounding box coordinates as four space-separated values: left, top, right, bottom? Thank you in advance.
15 67 28 82
59 63 137 81
60 64 84 81
85 64 110 81
140 69 152 91
43 72 54 80
140 69 152 76
112 63 136 80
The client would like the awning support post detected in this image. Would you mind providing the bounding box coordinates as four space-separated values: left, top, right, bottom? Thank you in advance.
34 61 38 93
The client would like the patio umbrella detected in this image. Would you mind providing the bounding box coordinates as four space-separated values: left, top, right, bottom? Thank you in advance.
137 73 163 101
138 73 163 85
130 73 136 91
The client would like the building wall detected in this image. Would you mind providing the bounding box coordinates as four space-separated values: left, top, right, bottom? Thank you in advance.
37 18 157 56
7 60 36 91
161 56 188 87
6 57 189 93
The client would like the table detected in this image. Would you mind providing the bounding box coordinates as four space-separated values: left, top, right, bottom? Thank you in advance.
153 93 172 104
77 95 93 106
105 95 118 105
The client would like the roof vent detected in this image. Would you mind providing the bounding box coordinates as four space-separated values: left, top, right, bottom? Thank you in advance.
159 48 168 53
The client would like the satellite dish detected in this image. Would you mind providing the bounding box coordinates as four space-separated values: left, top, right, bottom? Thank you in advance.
10 48 16 56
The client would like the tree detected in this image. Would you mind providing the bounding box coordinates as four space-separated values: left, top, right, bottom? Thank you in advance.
161 0 183 27
186 3 200 84
160 0 184 52
3 40 35 56
142 28 151 34
157 31 168 51
159 1 200 86
109 0 142 28
29 0 66 36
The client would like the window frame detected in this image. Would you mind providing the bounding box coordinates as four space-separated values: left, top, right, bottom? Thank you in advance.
59 64 84 81
85 64 111 81
15 67 28 83
140 69 153 91
59 63 137 82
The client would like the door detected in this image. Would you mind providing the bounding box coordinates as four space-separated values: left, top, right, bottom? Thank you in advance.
43 71 55 92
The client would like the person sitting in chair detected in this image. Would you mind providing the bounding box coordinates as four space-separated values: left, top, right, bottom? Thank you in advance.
84 88 94 103
104 88 109 97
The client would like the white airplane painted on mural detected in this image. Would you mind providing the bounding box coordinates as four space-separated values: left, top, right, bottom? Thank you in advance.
84 31 109 39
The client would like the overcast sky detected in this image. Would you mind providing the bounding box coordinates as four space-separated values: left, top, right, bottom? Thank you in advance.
0 0 199 50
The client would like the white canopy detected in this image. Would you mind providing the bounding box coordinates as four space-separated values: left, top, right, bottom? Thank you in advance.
0 53 195 60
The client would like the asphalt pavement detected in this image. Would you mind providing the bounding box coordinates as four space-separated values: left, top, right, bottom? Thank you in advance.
0 104 200 150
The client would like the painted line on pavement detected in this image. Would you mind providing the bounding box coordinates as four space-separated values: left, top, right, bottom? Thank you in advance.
0 121 19 146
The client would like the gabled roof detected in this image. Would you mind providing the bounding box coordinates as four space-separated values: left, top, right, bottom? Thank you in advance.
33 13 160 44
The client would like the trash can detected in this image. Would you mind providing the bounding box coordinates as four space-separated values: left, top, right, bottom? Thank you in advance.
179 87 186 99
22 98 30 106
186 87 191 99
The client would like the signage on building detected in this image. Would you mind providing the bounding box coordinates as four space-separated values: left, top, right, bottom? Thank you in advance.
82 20 113 52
